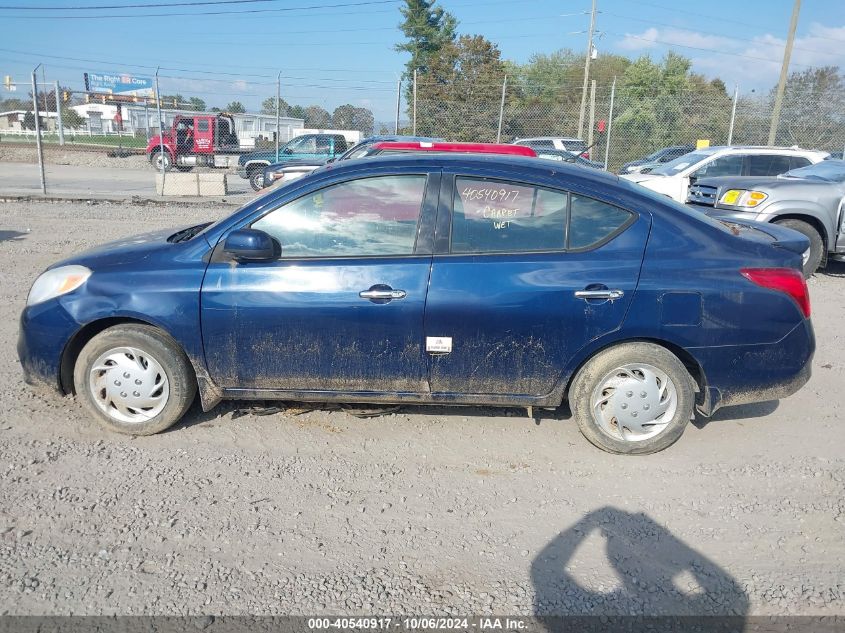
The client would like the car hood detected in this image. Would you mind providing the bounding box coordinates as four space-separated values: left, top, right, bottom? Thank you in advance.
695 175 834 193
265 157 329 171
622 172 664 184
49 225 209 271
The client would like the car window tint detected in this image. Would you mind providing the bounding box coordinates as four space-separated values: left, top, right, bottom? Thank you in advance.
530 140 555 149
789 156 811 170
253 175 427 257
451 178 567 253
568 195 632 250
197 119 209 133
695 154 743 178
290 136 316 154
565 140 588 153
748 154 792 176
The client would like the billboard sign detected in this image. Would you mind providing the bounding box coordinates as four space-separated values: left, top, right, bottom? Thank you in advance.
84 72 154 98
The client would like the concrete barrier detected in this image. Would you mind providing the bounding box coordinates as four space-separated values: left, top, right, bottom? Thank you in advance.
198 172 228 196
155 172 199 196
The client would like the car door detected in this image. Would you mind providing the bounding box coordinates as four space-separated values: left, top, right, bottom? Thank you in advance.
193 117 213 153
200 169 441 393
423 170 650 398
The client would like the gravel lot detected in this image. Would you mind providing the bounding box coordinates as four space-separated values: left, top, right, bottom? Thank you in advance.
0 200 843 618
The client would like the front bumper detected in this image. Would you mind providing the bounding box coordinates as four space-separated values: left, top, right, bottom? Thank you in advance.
693 318 815 416
18 299 83 393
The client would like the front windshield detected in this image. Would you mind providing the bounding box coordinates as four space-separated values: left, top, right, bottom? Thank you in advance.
782 159 845 183
651 150 714 176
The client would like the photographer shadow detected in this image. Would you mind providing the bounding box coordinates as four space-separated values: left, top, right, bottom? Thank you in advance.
531 507 749 632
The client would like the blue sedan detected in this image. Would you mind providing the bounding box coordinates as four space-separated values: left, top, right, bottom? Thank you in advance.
18 154 815 454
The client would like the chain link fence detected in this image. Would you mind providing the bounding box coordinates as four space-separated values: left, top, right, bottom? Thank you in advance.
2 76 845 199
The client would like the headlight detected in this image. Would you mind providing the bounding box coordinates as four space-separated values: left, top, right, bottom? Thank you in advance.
718 189 769 208
26 265 91 307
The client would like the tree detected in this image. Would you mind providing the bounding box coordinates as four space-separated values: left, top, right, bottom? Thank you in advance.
225 101 246 113
261 96 291 116
395 0 457 82
288 104 306 120
773 66 844 148
160 93 186 108
0 97 28 111
304 105 331 128
188 97 206 111
331 104 375 135
415 34 506 141
61 106 85 129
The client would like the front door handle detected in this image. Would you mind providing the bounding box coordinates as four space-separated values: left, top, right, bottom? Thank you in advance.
575 289 624 301
359 286 407 303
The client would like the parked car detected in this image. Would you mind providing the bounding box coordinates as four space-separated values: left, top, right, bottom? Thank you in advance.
622 146 829 202
513 137 591 158
687 159 845 276
237 133 349 190
19 154 814 454
261 135 442 190
619 144 695 175
532 148 604 170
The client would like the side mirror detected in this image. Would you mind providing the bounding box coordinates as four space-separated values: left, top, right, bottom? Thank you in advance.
282 147 293 155
223 229 279 262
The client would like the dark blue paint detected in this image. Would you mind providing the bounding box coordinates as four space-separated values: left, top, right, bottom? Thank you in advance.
18 154 814 417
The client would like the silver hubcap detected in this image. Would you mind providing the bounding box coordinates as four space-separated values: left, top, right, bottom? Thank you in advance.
802 247 811 267
154 154 169 170
591 363 677 442
89 347 169 423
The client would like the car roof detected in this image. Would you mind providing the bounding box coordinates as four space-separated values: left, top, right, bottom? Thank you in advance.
318 152 618 185
372 141 537 156
514 136 585 142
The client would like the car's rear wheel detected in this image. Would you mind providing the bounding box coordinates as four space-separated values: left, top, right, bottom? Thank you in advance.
569 342 694 455
249 168 265 191
773 218 823 278
149 150 172 172
73 325 196 436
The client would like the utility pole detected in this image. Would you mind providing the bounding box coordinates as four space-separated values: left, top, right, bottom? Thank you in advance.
275 70 282 160
394 77 401 134
768 0 801 146
727 84 739 145
54 81 64 146
155 67 165 195
496 75 507 143
603 76 616 170
587 79 596 148
31 64 46 194
577 0 597 139
412 69 417 136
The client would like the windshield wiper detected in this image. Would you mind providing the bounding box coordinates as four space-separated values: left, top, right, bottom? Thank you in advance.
168 222 212 243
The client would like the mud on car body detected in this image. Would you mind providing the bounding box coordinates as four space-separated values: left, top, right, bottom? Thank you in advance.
18 154 814 454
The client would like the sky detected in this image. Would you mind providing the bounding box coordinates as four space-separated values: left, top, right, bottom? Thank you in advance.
1 0 844 122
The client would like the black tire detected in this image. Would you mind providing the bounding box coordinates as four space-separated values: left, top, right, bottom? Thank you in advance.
73 325 196 436
568 342 695 455
149 150 173 172
773 218 823 277
249 168 266 191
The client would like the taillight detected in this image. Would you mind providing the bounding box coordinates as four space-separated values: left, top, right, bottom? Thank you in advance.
580 151 590 159
741 268 810 318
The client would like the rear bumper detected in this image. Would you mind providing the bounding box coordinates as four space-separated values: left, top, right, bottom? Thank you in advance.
693 318 815 416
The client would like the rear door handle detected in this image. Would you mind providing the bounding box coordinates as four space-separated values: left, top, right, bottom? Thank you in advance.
575 289 624 301
359 289 407 301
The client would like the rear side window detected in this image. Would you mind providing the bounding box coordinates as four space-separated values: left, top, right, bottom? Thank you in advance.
748 154 792 176
450 177 632 254
789 156 811 170
694 154 744 178
569 195 633 249
253 175 427 257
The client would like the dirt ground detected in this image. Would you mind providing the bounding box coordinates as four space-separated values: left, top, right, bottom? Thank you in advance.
0 200 842 617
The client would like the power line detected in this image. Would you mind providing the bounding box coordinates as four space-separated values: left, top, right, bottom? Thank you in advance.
0 0 399 18
0 0 283 9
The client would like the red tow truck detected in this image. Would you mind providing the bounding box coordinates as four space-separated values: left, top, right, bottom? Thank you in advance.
145 113 247 172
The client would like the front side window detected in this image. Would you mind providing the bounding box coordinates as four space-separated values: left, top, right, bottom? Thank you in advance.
252 175 427 258
694 154 744 178
451 178 568 254
287 136 316 154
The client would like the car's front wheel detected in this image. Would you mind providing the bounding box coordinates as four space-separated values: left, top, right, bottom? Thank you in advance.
773 218 823 278
249 168 265 191
569 342 695 454
73 325 196 435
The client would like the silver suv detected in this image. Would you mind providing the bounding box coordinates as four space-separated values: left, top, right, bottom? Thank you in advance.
513 137 590 158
